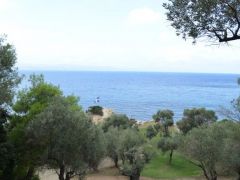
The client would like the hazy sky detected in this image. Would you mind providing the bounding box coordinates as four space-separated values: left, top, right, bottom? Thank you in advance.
0 0 240 73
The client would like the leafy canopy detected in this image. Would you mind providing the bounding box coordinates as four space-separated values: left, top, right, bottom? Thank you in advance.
0 35 21 106
180 124 225 180
163 0 240 43
177 108 217 134
102 114 137 132
26 96 103 180
152 109 174 137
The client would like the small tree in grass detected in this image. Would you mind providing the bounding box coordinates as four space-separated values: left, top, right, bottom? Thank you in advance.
157 136 179 164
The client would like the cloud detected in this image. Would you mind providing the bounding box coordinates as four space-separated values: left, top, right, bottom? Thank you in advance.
127 8 161 25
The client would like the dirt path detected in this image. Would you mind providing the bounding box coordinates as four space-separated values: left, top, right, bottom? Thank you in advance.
87 175 160 180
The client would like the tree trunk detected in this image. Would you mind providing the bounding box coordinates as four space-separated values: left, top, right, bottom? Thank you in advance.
59 165 65 180
210 170 217 180
114 156 119 168
130 174 140 180
25 166 34 180
65 173 71 180
169 149 173 164
201 166 210 180
237 170 240 180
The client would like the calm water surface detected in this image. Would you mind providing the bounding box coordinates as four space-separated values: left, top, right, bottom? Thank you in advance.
21 71 240 121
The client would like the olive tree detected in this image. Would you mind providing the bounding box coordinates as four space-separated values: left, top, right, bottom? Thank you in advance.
85 126 106 171
177 108 217 134
27 96 104 180
163 0 240 43
220 121 240 180
152 109 174 137
105 127 121 168
157 136 179 164
180 124 225 180
118 129 153 180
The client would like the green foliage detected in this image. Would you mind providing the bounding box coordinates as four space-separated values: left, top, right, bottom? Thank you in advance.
120 147 148 180
177 108 217 134
102 114 137 132
8 74 63 179
13 74 62 119
146 125 158 139
85 126 106 171
118 129 151 180
88 106 103 116
26 96 101 179
0 36 21 180
220 121 240 178
0 35 21 106
157 136 179 164
152 109 174 137
180 123 225 180
105 127 121 168
163 0 240 43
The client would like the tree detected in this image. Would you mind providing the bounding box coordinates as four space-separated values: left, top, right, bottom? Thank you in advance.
102 114 137 132
177 108 217 134
87 106 103 116
85 126 106 171
152 110 174 137
146 125 158 139
180 124 225 180
163 0 240 43
105 127 121 168
0 35 21 107
118 129 152 180
27 96 102 180
0 35 21 179
157 136 179 164
220 121 240 180
9 74 63 179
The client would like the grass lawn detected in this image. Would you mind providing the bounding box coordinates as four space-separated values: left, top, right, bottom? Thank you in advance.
142 152 201 179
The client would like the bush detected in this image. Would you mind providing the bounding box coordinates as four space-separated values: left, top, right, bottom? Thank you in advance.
88 106 103 116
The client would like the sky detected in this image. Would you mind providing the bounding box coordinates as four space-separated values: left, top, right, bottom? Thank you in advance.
0 0 240 73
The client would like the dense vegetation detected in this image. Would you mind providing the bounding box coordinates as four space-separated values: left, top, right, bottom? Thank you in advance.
0 36 240 180
87 106 103 116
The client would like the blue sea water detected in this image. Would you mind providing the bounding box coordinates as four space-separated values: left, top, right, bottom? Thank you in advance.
21 71 240 121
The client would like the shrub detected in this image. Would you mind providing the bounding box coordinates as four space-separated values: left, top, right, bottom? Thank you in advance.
88 106 103 116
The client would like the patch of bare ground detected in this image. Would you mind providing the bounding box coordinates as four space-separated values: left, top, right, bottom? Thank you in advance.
90 108 113 124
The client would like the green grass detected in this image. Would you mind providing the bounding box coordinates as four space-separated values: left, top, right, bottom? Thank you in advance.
138 122 201 179
142 152 201 179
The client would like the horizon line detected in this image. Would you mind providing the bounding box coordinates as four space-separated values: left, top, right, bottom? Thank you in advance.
19 69 240 76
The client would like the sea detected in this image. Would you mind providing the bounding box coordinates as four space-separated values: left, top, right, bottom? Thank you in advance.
20 71 240 121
